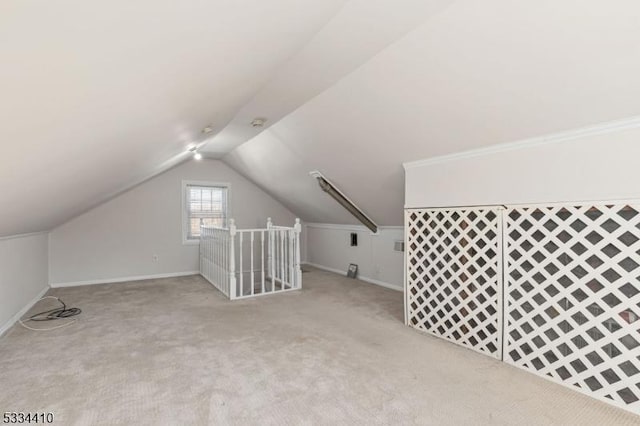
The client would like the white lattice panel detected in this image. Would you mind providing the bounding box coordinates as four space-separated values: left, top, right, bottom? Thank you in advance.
504 203 640 413
406 208 503 359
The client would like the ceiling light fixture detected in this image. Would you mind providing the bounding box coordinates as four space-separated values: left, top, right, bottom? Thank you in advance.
251 118 266 128
194 152 202 160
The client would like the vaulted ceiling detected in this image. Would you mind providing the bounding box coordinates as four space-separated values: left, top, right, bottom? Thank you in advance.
0 0 347 236
220 0 640 226
3 0 640 237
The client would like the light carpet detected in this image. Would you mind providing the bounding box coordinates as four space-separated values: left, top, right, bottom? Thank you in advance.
0 267 637 425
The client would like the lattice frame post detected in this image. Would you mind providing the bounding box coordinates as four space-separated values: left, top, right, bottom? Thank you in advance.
406 207 504 360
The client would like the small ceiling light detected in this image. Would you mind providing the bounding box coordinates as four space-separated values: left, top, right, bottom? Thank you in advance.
202 125 214 134
194 152 202 160
251 118 266 128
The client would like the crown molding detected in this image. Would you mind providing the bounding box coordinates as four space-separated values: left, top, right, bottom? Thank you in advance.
403 115 640 170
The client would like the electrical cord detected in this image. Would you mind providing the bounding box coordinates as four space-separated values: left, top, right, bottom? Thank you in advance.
19 296 81 331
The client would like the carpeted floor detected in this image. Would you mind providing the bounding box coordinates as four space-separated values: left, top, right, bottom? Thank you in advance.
0 267 637 425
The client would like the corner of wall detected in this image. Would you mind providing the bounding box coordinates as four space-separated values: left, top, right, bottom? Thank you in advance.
0 232 51 338
304 223 404 291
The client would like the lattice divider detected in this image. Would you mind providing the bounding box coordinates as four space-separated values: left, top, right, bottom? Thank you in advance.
406 207 503 359
504 203 640 413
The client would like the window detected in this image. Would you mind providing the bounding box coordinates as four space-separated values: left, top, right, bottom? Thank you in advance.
182 181 229 243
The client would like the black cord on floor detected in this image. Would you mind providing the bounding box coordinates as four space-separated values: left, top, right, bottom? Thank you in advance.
19 296 82 331
28 297 81 321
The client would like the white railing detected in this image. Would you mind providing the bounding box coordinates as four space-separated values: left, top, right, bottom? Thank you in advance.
200 218 302 300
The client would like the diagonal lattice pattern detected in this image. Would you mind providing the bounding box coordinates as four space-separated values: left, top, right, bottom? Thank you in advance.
504 203 640 413
406 208 503 359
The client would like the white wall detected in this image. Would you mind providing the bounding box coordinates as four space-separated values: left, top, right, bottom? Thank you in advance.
49 159 296 286
222 1 640 227
0 233 49 335
304 224 404 291
405 121 640 209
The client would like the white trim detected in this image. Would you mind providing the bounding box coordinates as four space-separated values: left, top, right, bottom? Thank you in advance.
405 197 640 211
503 198 640 210
403 115 640 170
359 275 402 292
0 285 50 337
233 287 300 300
50 271 200 288
403 209 409 325
303 262 402 292
0 231 48 242
305 223 403 232
181 180 231 245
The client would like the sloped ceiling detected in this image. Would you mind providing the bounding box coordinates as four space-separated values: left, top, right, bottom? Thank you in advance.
4 1 640 236
201 0 455 156
221 0 640 226
0 0 348 237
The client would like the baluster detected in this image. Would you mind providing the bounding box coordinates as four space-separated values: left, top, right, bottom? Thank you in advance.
261 230 265 294
215 229 218 287
294 218 302 289
266 218 273 284
289 229 294 289
229 219 237 299
280 230 285 291
271 227 276 292
224 232 228 296
199 228 203 278
216 230 219 288
215 229 219 287
250 231 255 296
215 230 218 287
239 231 244 297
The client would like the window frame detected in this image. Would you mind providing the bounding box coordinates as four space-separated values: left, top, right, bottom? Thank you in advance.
181 180 231 245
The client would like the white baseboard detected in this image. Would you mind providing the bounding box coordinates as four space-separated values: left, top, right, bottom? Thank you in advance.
303 262 402 292
50 271 200 288
358 275 403 292
0 285 50 337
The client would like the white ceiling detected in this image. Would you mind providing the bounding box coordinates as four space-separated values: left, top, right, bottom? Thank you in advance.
0 0 347 236
4 0 640 236
222 0 640 225
200 0 455 156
